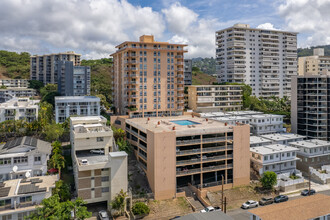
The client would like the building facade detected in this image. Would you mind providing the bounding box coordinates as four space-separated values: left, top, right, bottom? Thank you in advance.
0 98 39 122
250 144 299 175
118 115 250 200
184 59 192 85
291 74 330 140
57 61 91 96
298 48 330 76
187 85 243 112
0 136 51 181
0 79 29 88
216 23 297 98
290 139 330 174
0 88 36 103
55 96 100 123
0 175 57 220
70 116 127 208
30 51 81 84
111 35 187 117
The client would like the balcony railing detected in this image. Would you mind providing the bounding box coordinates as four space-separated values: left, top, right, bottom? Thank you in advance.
176 148 201 155
138 153 147 161
176 168 201 175
202 146 227 152
202 137 227 143
176 139 201 145
176 158 200 165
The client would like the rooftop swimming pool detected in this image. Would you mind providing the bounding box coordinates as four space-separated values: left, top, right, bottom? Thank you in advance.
170 120 201 126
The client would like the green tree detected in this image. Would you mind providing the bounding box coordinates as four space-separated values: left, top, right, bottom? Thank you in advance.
49 141 65 178
132 202 150 215
28 80 44 91
260 171 277 189
96 94 110 109
52 180 71 202
117 138 132 154
0 85 7 89
40 84 57 97
112 126 125 141
42 91 60 107
38 102 53 131
110 189 128 216
44 123 64 142
27 195 91 220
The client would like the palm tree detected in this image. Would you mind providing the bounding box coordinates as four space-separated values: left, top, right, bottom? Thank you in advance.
50 153 65 178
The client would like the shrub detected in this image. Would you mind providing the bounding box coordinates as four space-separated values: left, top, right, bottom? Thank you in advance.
132 202 150 216
260 171 277 189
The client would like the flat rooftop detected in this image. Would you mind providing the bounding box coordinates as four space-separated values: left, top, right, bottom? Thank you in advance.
199 112 229 118
71 115 106 123
0 175 57 199
248 194 330 220
260 133 306 142
126 115 236 136
250 136 273 145
289 139 330 148
214 116 250 121
55 96 100 101
73 123 112 134
250 144 299 155
0 98 40 108
248 114 284 119
226 111 263 116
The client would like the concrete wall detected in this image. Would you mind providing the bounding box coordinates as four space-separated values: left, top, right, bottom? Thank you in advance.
291 76 298 133
233 124 250 186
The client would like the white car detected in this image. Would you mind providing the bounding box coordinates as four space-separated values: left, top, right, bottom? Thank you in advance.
98 210 109 220
200 206 221 213
90 149 104 155
241 200 258 209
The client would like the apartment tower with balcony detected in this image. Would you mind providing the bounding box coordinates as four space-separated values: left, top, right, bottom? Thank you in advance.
216 24 297 98
117 115 250 200
291 73 330 141
30 51 81 84
111 35 187 118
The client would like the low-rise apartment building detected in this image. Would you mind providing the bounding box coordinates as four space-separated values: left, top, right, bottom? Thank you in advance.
0 136 51 181
0 79 29 88
0 98 39 122
187 85 243 112
57 61 91 96
298 48 330 76
184 59 192 85
289 139 330 174
122 115 250 200
214 116 250 126
70 116 127 208
249 114 284 135
250 136 272 148
0 88 36 103
55 96 100 123
259 133 306 145
0 175 58 220
250 144 299 175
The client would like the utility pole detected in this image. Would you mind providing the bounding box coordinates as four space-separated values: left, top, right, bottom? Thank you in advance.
309 169 311 196
224 197 227 213
221 175 224 211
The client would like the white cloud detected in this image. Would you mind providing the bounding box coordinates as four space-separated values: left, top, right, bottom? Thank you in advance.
0 0 165 58
278 0 330 46
163 3 218 58
257 22 279 30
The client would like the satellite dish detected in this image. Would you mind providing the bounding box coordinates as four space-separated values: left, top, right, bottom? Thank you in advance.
12 166 18 172
25 171 31 178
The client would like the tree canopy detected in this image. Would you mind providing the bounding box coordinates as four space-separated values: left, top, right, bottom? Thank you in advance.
0 50 30 79
260 171 277 189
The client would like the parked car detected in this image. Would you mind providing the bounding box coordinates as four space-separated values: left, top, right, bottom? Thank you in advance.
90 149 104 154
274 195 288 203
259 197 274 206
301 189 316 196
241 200 258 209
200 206 221 213
98 210 109 220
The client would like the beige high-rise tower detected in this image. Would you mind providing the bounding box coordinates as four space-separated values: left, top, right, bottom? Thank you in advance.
111 35 187 117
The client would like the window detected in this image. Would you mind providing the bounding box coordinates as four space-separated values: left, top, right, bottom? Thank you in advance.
0 158 11 165
102 187 109 193
2 215 12 220
97 137 104 142
101 176 109 182
34 156 41 162
101 168 109 171
264 156 268 161
13 157 28 164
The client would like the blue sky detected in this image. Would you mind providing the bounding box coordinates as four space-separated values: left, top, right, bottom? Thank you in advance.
0 0 328 59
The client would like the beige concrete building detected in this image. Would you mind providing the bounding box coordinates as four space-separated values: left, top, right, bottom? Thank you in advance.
30 51 81 84
111 35 187 118
70 116 127 208
187 85 242 112
298 48 330 76
114 115 250 200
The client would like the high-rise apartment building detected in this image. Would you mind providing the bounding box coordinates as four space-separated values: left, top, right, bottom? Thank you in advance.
184 59 192 85
298 48 330 76
113 115 250 200
291 73 330 140
216 24 297 98
30 51 81 84
57 61 91 96
111 35 187 118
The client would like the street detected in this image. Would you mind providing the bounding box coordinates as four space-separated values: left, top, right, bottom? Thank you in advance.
227 189 330 220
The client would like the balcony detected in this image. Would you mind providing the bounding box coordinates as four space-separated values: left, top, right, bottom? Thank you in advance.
203 163 233 172
176 158 200 166
138 143 147 152
202 137 226 143
202 146 227 153
176 168 201 176
138 153 147 161
176 148 201 155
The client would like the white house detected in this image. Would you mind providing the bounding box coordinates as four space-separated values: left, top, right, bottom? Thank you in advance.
0 136 51 181
0 98 40 123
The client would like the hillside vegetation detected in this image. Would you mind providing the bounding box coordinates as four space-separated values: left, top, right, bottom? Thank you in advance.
192 57 216 75
298 45 330 57
0 50 30 79
192 67 217 85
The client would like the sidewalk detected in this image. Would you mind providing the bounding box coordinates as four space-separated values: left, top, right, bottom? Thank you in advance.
283 181 330 198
